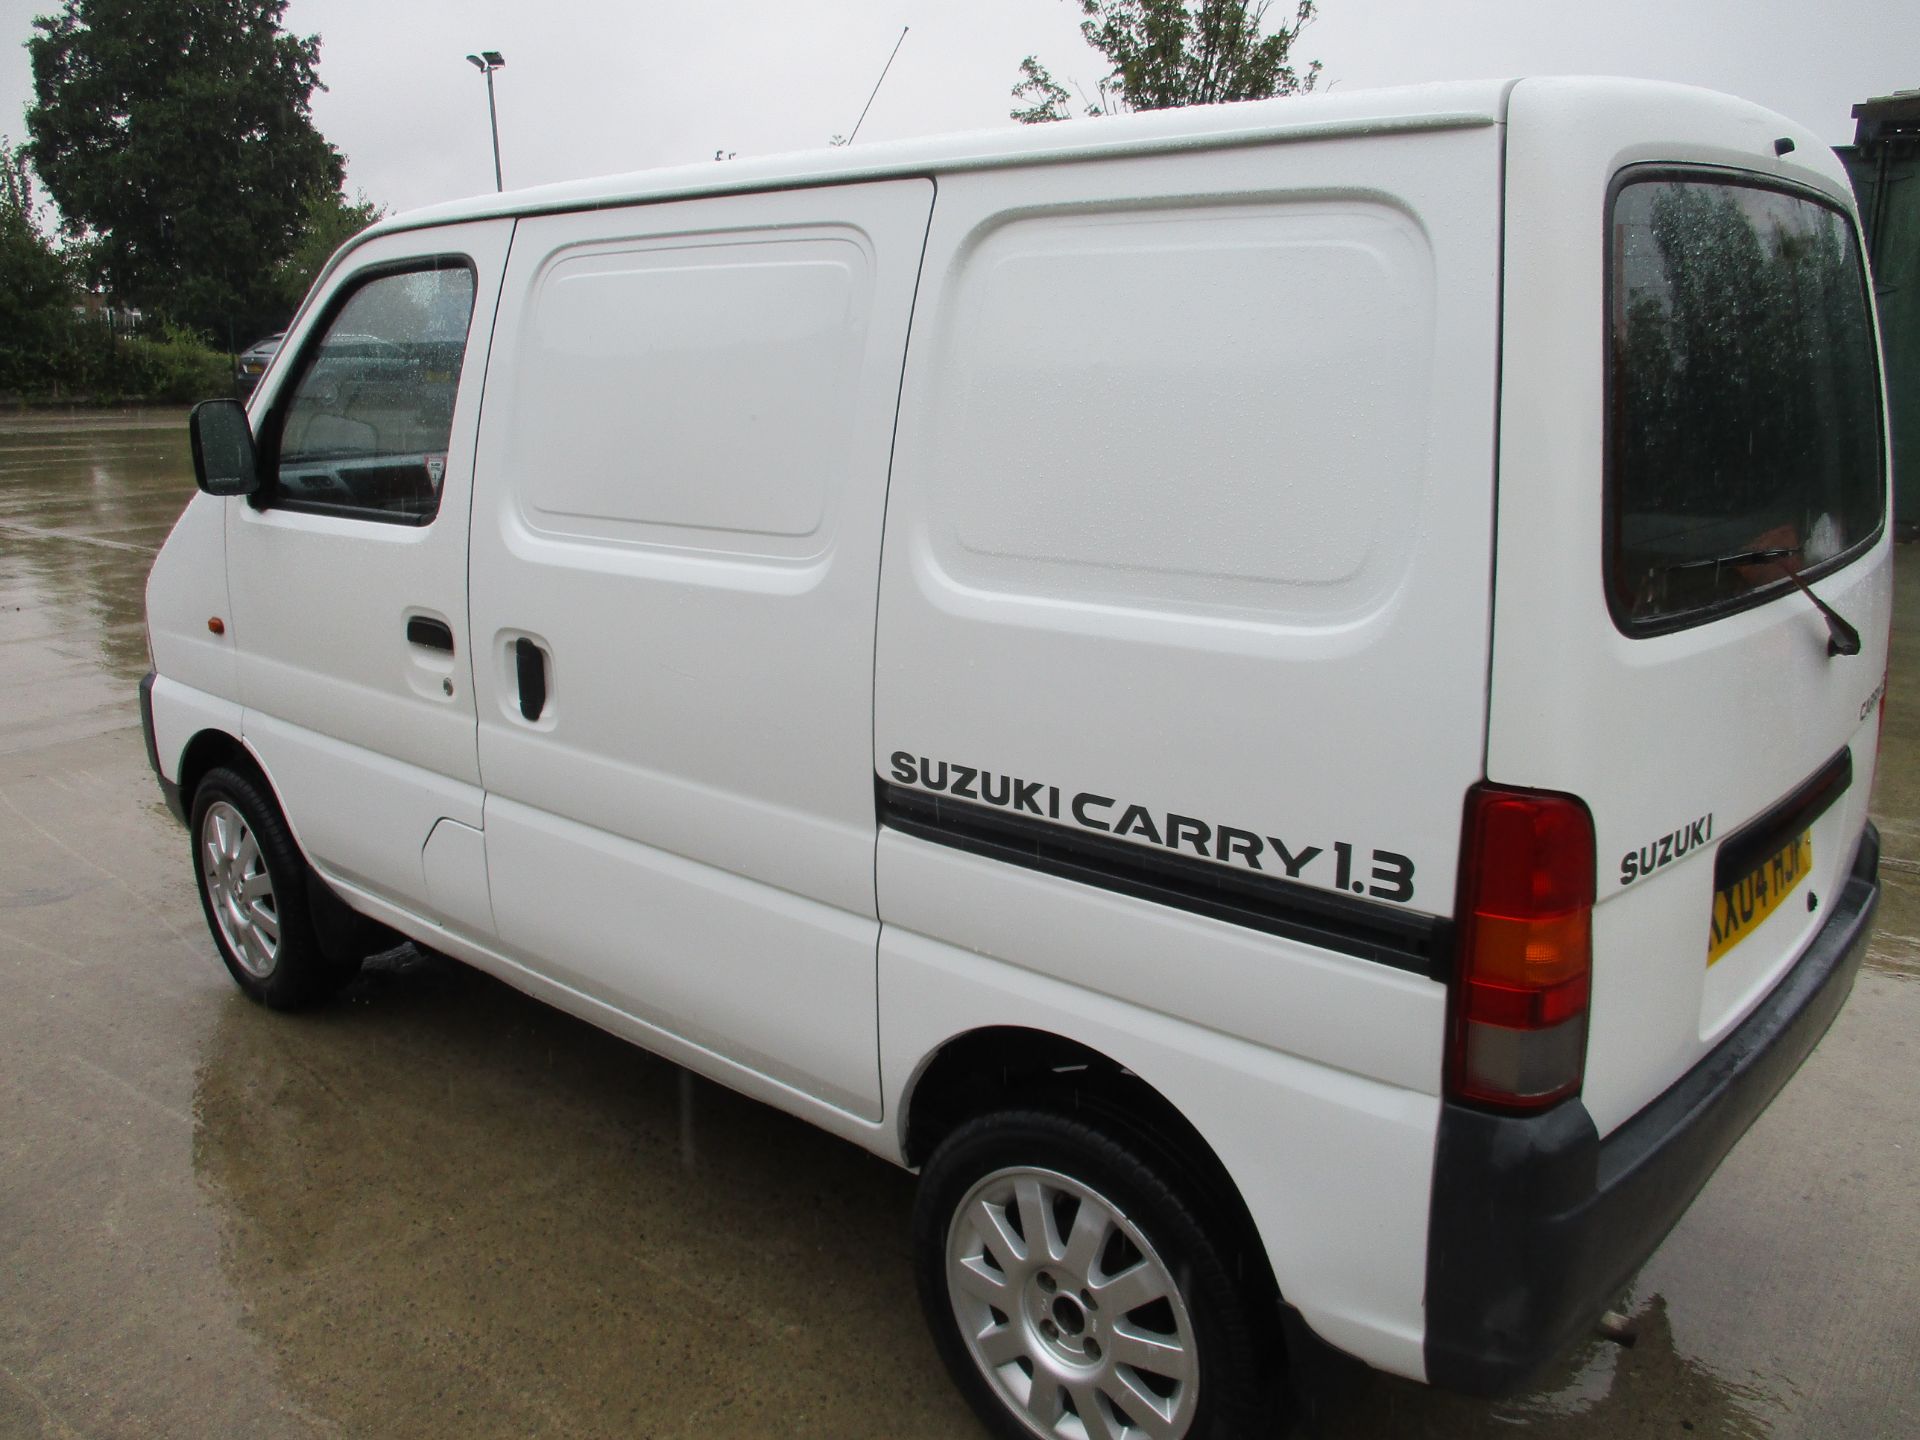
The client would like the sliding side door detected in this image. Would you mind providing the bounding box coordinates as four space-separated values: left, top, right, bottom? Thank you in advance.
468 181 933 1120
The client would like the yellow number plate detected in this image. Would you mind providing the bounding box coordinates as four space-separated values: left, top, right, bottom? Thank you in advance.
1708 831 1812 966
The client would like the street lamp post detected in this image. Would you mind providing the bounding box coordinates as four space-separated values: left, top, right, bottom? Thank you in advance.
465 50 506 192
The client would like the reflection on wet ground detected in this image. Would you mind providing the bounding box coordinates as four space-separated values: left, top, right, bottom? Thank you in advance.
1295 1295 1789 1440
2 412 1917 1438
0 409 194 752
191 947 968 1438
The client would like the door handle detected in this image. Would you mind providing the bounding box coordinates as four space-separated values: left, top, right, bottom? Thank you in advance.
514 637 548 722
407 616 455 653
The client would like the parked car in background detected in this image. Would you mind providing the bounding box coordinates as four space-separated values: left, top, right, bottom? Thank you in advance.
235 332 284 388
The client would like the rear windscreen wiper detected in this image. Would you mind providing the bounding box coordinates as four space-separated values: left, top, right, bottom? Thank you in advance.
1662 545 1799 573
1662 546 1861 656
1780 566 1862 657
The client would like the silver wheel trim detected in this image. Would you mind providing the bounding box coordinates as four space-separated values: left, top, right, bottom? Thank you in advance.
946 1165 1200 1440
200 800 280 978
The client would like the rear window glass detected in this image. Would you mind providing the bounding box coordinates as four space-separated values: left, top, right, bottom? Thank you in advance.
1608 174 1882 631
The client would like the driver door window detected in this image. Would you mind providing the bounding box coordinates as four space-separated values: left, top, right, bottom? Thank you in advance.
270 262 477 524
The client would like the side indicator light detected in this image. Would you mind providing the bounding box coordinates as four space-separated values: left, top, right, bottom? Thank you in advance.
207 617 226 635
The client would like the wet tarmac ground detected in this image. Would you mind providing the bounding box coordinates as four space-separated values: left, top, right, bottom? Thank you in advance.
1 408 1916 1438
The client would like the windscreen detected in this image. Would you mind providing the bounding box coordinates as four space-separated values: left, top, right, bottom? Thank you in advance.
1608 174 1883 631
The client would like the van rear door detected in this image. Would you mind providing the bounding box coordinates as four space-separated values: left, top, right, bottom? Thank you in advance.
1490 79 1893 1135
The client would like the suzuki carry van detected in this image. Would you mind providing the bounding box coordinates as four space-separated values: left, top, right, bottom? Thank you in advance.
143 77 1889 1439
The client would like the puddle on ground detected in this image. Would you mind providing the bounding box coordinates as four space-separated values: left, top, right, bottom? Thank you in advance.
1291 1289 1789 1439
0 409 196 753
1861 861 1920 981
189 947 976 1439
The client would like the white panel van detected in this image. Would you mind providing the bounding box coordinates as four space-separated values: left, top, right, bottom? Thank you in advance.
143 78 1891 1438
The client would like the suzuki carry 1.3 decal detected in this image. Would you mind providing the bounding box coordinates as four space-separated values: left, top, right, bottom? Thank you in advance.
888 752 1417 903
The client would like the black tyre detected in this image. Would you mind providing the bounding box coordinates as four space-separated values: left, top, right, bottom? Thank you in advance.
189 765 355 1010
914 1109 1279 1440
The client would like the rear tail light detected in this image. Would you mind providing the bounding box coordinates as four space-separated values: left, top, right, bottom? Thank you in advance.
1450 784 1596 1111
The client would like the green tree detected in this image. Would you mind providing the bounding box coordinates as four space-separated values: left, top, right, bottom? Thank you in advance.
1014 0 1320 123
23 0 345 343
273 187 383 315
0 137 77 391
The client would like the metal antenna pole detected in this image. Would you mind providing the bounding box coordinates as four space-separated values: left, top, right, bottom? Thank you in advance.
468 52 507 191
486 68 502 191
845 26 908 145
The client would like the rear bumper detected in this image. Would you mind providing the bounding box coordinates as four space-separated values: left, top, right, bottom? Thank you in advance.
1423 821 1879 1394
139 671 186 826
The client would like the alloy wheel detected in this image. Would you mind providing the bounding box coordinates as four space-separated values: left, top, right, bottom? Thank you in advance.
201 799 280 977
946 1165 1199 1440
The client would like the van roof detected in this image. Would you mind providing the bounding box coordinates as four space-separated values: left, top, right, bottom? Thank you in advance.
368 78 1518 239
364 75 1837 245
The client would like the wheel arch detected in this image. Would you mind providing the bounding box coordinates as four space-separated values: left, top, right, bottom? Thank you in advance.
175 727 262 812
900 1025 1281 1308
174 725 398 966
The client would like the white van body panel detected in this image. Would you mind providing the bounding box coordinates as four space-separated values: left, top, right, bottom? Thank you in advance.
145 675 242 788
227 219 513 917
1492 79 1893 1135
877 831 1443 1380
143 491 234 713
874 126 1503 920
480 794 884 1116
309 863 895 1156
881 829 1447 1096
421 817 495 937
465 181 935 1120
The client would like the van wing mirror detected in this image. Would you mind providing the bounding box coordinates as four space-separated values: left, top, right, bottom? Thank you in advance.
189 398 260 497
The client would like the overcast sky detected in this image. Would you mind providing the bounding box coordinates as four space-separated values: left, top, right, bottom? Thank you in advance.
2 0 1914 218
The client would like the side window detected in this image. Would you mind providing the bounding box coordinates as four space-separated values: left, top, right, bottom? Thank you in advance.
267 262 477 525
